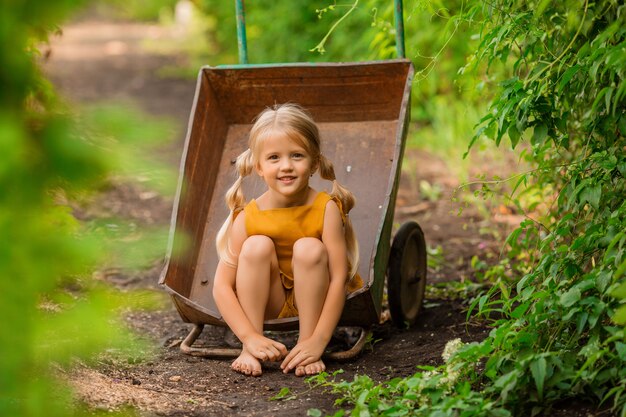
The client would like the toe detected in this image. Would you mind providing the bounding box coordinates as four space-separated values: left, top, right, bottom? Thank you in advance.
305 363 325 375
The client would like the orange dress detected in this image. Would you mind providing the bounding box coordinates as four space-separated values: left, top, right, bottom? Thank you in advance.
242 191 362 318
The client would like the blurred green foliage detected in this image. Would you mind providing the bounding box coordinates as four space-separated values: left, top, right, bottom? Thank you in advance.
1 1 171 415
94 0 180 21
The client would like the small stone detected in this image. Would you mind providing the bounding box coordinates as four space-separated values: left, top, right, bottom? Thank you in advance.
169 375 182 382
132 379 141 385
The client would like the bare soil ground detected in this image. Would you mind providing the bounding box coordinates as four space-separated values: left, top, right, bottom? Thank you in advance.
43 14 607 417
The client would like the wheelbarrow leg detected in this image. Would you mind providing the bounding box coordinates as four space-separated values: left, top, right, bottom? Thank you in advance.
324 327 371 362
180 324 242 358
179 324 370 361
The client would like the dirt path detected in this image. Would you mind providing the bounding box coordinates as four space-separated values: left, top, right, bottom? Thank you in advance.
44 15 506 416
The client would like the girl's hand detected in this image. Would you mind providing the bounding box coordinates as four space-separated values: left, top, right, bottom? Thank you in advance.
280 336 325 373
243 333 288 362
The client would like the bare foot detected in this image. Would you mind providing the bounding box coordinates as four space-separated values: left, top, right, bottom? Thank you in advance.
232 350 262 376
295 359 325 377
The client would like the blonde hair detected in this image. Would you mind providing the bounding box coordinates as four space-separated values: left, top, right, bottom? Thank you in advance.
215 103 360 278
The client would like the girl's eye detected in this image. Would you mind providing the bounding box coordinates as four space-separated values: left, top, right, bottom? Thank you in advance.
268 155 279 160
292 153 304 159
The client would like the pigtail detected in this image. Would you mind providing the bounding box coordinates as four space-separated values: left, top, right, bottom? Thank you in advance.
319 154 360 279
225 149 254 211
215 148 254 265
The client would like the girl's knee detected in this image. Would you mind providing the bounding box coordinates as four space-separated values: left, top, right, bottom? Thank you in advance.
293 238 327 267
240 235 276 262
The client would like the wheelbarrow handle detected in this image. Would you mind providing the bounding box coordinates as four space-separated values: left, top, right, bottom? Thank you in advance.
234 0 407 65
235 0 248 64
394 0 406 59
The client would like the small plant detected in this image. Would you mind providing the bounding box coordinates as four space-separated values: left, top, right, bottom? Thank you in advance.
426 281 485 301
419 180 443 202
313 339 510 416
363 332 382 352
270 370 347 403
269 387 297 402
426 244 444 271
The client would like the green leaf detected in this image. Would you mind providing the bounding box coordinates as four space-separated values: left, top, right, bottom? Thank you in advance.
574 278 595 292
613 279 626 298
595 271 611 293
579 185 602 209
560 288 581 308
614 305 626 325
577 311 589 334
531 123 548 146
616 342 626 361
533 0 552 17
270 387 296 401
494 369 520 402
558 65 580 93
592 87 611 115
511 301 531 319
508 123 521 148
599 154 618 170
307 409 323 417
605 86 615 115
530 356 547 400
615 258 626 281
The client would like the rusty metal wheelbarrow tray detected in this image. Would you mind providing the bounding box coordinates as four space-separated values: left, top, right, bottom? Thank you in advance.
159 60 415 357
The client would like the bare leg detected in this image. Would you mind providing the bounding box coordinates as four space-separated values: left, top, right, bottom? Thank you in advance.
291 238 329 376
232 235 285 376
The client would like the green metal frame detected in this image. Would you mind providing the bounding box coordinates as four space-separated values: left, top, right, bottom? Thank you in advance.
234 0 248 64
234 0 406 65
394 0 406 59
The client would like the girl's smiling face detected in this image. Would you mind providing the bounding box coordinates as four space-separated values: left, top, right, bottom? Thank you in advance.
255 129 317 207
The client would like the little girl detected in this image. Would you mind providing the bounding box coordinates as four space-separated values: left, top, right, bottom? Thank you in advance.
212 103 361 377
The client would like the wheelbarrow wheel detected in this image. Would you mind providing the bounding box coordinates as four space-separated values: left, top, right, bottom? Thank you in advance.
387 221 427 328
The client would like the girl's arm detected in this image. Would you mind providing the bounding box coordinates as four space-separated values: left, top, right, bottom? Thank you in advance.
281 200 348 371
212 212 287 361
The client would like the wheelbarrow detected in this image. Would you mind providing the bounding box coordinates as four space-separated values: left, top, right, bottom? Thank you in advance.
159 0 427 361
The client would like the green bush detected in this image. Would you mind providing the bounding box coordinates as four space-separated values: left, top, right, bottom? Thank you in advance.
315 0 626 415
94 0 179 21
0 2 170 415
